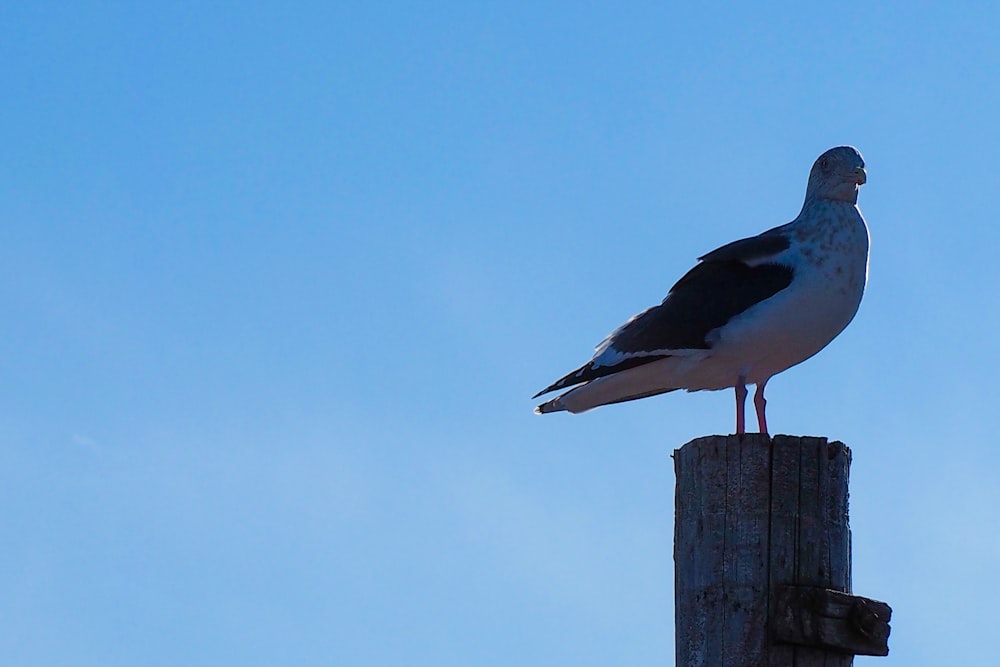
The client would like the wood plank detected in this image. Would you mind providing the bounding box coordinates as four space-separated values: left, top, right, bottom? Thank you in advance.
772 585 891 656
767 435 801 667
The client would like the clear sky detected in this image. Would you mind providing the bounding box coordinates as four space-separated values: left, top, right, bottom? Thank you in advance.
2 2 998 665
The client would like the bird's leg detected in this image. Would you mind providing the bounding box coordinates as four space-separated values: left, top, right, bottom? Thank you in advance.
754 380 769 436
735 375 748 435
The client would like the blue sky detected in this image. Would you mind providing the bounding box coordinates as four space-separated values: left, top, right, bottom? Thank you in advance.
2 2 999 665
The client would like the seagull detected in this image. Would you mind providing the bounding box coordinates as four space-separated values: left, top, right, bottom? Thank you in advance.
533 146 870 435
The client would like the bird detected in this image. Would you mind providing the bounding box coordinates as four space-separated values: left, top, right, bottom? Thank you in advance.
533 146 870 436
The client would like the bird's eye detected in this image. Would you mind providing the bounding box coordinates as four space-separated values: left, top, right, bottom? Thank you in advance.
819 157 830 171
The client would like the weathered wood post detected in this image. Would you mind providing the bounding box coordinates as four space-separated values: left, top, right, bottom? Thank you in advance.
673 434 891 666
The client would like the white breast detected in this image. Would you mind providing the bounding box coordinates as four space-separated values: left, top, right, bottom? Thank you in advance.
685 200 869 390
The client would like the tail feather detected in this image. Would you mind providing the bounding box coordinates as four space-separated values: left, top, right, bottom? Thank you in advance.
534 359 683 415
532 354 671 399
533 395 566 414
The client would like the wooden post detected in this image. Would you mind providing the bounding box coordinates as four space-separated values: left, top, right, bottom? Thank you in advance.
673 434 891 666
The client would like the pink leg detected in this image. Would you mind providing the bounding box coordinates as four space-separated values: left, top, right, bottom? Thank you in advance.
734 376 747 435
753 379 769 436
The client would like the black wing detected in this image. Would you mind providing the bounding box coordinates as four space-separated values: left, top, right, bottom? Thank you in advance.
607 259 793 355
533 227 794 397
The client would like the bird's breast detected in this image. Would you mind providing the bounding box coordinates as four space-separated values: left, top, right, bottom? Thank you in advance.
708 210 869 383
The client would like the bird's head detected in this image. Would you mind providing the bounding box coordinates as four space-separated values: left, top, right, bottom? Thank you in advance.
805 146 867 204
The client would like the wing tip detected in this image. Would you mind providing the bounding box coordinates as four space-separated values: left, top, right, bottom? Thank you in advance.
533 362 594 400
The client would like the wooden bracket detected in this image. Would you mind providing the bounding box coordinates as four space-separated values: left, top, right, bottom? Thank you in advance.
772 585 892 656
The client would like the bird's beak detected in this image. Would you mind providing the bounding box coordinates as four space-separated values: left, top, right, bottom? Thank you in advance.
854 167 867 185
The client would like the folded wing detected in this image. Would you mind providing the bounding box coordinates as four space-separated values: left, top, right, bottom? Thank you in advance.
533 226 795 399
